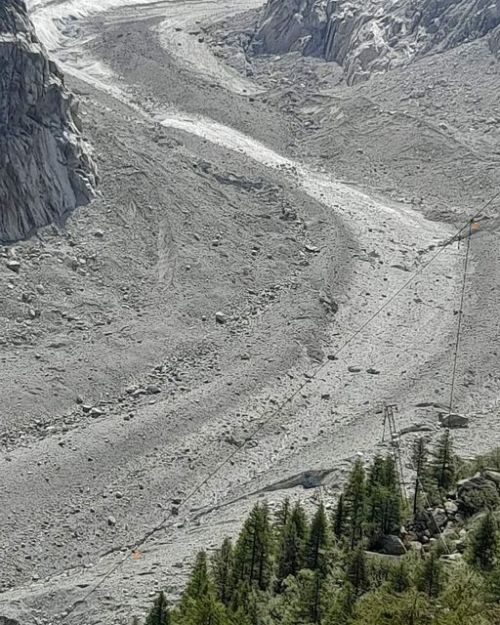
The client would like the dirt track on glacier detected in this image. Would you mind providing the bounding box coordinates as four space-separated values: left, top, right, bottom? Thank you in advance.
1 1 500 623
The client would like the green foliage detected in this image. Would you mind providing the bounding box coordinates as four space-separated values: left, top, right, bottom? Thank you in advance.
212 538 234 606
333 494 346 540
346 547 369 595
146 591 170 625
232 503 273 591
343 458 367 549
434 563 490 625
352 587 432 625
412 438 430 515
467 511 499 571
278 569 328 625
275 502 308 591
389 559 412 593
416 552 443 598
365 455 402 548
179 594 230 625
304 503 332 578
457 448 500 479
145 449 500 625
428 430 456 494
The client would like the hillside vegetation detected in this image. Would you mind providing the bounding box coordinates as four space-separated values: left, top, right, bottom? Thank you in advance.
142 438 500 625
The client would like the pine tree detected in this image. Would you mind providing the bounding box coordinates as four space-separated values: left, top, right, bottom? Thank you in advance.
279 568 326 625
416 551 443 598
333 494 346 540
274 498 291 533
365 456 402 548
232 503 273 591
411 438 429 516
429 430 456 493
437 563 489 624
229 582 265 625
275 502 308 591
468 511 499 571
181 594 230 625
183 551 210 603
390 559 411 593
346 546 369 596
212 538 234 606
146 591 171 625
344 459 367 549
304 503 332 578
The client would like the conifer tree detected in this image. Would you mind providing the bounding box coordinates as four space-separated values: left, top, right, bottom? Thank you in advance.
279 568 326 625
333 494 346 540
232 503 273 591
146 591 171 625
344 459 367 549
364 455 401 547
275 501 308 591
416 551 443 598
468 511 499 571
212 538 234 606
411 437 429 516
180 594 230 625
305 503 332 578
182 551 210 605
390 559 411 593
274 498 291 533
437 563 488 624
229 579 270 625
429 430 456 493
346 546 369 596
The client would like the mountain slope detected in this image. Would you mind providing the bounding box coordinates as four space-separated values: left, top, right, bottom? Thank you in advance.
250 0 500 84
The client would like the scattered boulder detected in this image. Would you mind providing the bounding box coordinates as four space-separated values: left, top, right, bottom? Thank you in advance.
439 413 469 428
379 535 406 556
429 507 448 530
484 470 500 486
215 311 227 324
5 259 20 273
457 475 500 516
444 500 458 516
107 515 116 527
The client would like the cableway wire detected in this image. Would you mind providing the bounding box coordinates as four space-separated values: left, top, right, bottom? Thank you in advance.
448 219 473 414
62 190 500 621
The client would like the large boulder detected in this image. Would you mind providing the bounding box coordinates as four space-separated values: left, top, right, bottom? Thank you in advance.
379 534 406 556
457 475 500 516
0 0 97 243
439 413 469 429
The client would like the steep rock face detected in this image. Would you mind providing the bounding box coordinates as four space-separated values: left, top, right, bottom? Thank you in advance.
491 23 500 56
251 0 500 84
0 0 96 243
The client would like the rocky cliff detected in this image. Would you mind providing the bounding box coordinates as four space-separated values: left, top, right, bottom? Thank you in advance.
0 0 96 243
251 0 500 84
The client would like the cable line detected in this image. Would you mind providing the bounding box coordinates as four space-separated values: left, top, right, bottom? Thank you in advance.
448 219 473 414
61 191 500 621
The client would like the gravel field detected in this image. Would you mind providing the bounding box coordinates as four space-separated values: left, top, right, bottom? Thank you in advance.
1 1 500 623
